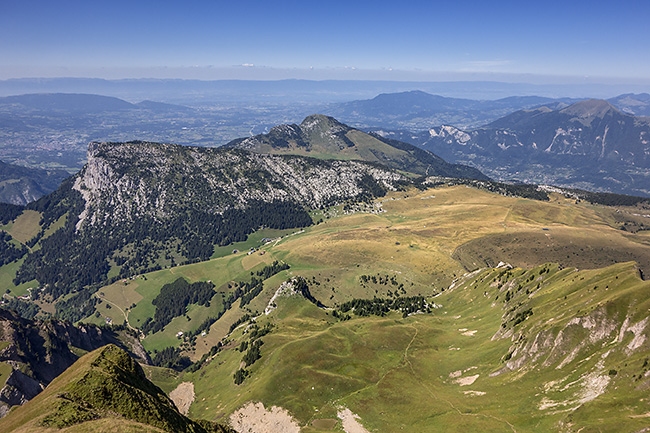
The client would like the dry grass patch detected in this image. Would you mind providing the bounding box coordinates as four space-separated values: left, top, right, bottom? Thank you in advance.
99 281 143 310
454 226 650 273
6 210 41 244
241 251 273 271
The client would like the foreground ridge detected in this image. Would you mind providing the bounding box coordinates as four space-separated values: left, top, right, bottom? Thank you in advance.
0 344 233 433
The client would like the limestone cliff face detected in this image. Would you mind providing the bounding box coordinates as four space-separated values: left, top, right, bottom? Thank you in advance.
72 141 406 229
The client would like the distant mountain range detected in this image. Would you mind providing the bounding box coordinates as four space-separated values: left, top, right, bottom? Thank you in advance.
2 77 649 102
0 93 227 173
0 93 194 114
2 91 650 198
608 93 650 116
378 99 650 196
328 90 650 130
0 160 69 205
328 90 579 128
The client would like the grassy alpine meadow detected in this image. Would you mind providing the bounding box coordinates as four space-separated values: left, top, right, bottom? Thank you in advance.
184 186 650 431
88 185 650 348
8 183 648 431
0 258 36 298
2 210 41 244
89 250 282 356
0 361 13 389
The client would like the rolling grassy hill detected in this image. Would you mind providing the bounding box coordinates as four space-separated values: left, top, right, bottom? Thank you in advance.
181 260 649 432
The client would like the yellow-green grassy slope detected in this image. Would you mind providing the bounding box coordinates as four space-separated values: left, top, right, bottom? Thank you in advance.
90 186 650 356
254 125 409 164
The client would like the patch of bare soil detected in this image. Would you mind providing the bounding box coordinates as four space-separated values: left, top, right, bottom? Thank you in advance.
169 381 195 415
538 363 611 411
229 402 300 433
455 374 479 386
337 407 371 433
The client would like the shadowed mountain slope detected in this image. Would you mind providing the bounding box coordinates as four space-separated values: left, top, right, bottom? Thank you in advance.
0 308 149 417
0 161 69 205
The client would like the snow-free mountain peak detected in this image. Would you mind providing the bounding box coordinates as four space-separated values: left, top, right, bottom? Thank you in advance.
560 98 619 119
228 115 488 180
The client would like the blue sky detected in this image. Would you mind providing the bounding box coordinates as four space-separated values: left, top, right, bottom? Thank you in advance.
2 0 650 82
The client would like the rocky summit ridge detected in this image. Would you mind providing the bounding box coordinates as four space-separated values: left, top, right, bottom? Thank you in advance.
388 98 650 196
0 308 148 418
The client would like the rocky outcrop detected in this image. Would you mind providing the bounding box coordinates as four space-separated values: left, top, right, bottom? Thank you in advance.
490 289 649 378
0 370 42 417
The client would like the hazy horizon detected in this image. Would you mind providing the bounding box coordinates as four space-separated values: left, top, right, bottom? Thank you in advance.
2 0 650 86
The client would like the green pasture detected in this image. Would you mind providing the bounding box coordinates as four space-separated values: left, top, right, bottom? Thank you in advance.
185 260 650 432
